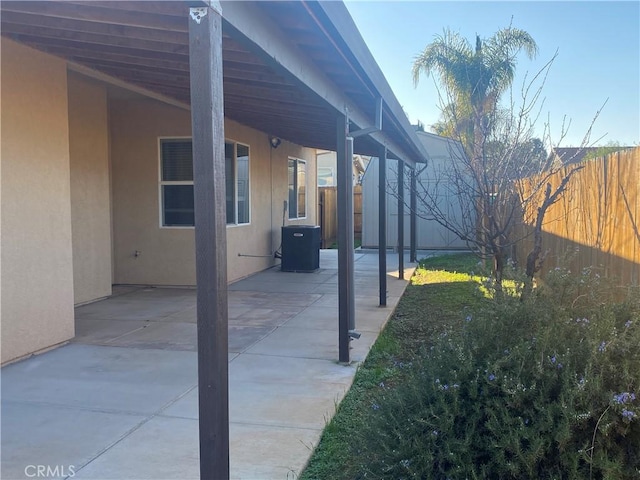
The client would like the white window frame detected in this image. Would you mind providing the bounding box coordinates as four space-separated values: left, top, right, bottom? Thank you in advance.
158 137 251 228
226 140 251 226
159 137 194 229
288 157 307 220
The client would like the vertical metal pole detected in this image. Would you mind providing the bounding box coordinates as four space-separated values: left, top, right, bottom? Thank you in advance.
188 5 229 479
410 168 417 263
336 114 352 363
346 137 356 331
378 146 387 306
397 160 405 280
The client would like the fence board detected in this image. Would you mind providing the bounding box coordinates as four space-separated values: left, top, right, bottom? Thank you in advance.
318 185 362 248
516 147 640 285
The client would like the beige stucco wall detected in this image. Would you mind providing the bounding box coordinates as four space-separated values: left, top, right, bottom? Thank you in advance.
68 73 113 305
1 39 75 364
109 97 316 285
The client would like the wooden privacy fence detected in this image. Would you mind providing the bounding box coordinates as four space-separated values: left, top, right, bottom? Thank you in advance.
515 147 640 285
318 185 362 248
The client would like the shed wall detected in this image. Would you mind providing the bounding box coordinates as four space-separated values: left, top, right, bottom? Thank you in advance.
362 157 468 250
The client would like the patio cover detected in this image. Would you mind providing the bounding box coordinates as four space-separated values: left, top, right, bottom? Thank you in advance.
1 1 428 477
1 0 427 164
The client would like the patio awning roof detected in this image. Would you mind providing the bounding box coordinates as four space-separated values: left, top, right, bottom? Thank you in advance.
0 0 428 165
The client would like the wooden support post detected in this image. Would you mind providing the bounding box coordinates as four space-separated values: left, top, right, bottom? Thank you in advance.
410 168 417 263
188 5 229 479
397 160 405 280
346 136 356 331
336 114 352 363
378 146 387 306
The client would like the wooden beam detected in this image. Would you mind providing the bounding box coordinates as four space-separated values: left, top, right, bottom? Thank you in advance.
410 168 418 263
8 33 190 61
225 107 334 128
188 4 229 479
67 61 190 110
2 23 190 55
314 1 429 165
66 0 197 16
24 43 190 71
0 1 189 31
336 114 352 364
87 66 190 86
70 58 190 77
219 0 420 166
397 160 405 280
222 92 324 112
0 11 188 44
378 147 388 306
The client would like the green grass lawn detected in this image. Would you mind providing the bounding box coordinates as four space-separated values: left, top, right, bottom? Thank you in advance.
301 253 483 479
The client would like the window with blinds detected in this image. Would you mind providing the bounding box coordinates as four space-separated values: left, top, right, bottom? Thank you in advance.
159 138 250 227
160 139 194 227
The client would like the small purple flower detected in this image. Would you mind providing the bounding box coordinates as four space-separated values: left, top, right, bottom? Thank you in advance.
557 363 563 370
452 383 460 389
465 315 472 322
550 355 557 364
379 382 385 388
442 384 449 390
598 341 606 353
371 403 380 410
622 409 636 420
614 392 636 405
431 430 439 436
625 320 632 328
488 374 496 381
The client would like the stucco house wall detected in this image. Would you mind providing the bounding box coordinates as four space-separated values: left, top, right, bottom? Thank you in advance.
1 37 318 364
1 39 75 364
68 72 113 305
109 98 316 286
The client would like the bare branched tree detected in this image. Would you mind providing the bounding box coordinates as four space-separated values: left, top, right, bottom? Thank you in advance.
402 33 605 290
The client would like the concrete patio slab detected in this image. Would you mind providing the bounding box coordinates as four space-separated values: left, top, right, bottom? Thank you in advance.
1 250 421 480
163 354 354 430
228 325 277 353
103 322 198 352
244 327 338 361
1 344 197 415
228 423 320 480
73 318 150 344
1 402 147 480
69 416 200 480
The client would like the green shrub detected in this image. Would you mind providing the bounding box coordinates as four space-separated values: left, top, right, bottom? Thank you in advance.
351 267 640 479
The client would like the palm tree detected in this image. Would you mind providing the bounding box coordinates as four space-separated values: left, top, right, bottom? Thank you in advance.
413 27 538 285
412 27 538 163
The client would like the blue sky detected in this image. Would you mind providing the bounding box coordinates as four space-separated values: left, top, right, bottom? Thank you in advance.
345 1 640 147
